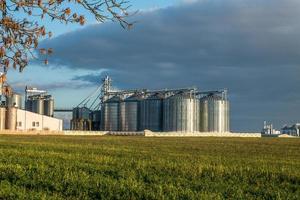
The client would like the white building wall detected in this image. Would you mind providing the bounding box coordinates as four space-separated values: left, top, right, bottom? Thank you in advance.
16 109 63 131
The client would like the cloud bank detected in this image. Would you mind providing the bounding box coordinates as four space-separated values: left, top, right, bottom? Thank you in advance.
41 0 300 131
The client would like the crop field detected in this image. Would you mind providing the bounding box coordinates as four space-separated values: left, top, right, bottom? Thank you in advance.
0 135 299 200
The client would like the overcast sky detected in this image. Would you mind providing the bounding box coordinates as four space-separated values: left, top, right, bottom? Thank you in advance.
7 0 300 131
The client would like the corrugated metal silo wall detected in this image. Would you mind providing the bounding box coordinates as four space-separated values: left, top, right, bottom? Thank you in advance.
44 99 54 117
101 102 119 131
32 99 44 115
119 101 139 131
163 95 199 132
140 99 163 132
200 98 230 132
7 94 22 109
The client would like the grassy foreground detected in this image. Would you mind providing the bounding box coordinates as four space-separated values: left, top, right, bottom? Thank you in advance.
0 135 299 200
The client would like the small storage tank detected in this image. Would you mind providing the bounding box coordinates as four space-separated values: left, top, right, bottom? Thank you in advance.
32 99 44 115
119 94 142 132
7 93 22 108
163 92 199 132
5 107 17 130
71 119 92 131
140 93 163 132
200 94 229 132
0 107 6 130
44 98 54 117
72 107 91 120
101 96 121 131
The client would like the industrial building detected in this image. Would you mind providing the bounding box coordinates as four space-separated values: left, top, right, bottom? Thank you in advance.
281 124 300 137
71 76 230 133
0 86 62 132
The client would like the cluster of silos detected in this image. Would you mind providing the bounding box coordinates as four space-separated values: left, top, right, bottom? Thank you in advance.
26 95 54 117
70 107 92 131
100 94 142 132
6 93 22 109
100 91 229 133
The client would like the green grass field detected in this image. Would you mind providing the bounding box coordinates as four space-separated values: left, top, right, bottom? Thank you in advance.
0 135 299 199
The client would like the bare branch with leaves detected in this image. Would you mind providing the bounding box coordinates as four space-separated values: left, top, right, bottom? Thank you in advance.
0 0 132 73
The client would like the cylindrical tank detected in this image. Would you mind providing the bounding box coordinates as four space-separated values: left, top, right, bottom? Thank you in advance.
140 93 163 132
5 107 17 130
163 92 199 132
7 93 22 108
0 107 6 130
32 99 44 115
101 96 121 131
92 110 101 130
200 94 230 132
72 107 91 120
25 99 33 111
92 110 101 122
72 108 79 119
44 99 54 117
119 94 142 132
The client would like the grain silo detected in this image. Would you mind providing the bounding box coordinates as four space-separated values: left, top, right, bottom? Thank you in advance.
140 93 163 132
119 94 143 132
200 94 229 132
101 96 121 131
71 106 92 131
5 107 17 130
91 110 101 130
44 98 54 117
32 99 44 115
6 93 22 108
163 92 199 132
0 107 6 130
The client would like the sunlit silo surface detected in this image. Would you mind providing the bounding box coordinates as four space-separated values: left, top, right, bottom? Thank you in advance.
200 94 229 132
5 107 17 130
101 96 121 131
32 99 44 115
140 93 163 132
7 93 23 108
44 98 54 117
0 107 6 130
163 92 200 132
119 94 142 132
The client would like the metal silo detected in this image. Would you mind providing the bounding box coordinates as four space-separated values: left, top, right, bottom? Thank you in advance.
92 110 101 130
101 96 121 131
119 94 142 132
0 107 6 130
5 107 17 130
163 92 199 132
140 93 163 132
25 99 33 111
7 93 22 108
44 98 54 117
32 99 44 115
200 94 229 132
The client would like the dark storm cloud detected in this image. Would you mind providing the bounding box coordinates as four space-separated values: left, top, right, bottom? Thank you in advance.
41 0 300 131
